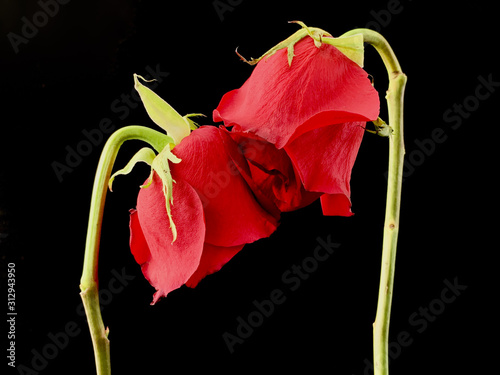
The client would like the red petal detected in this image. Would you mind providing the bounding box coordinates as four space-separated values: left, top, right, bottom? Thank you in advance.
284 122 365 216
218 126 281 219
132 172 206 304
320 193 354 217
185 243 244 288
214 37 379 148
171 126 279 247
129 208 151 265
227 130 320 212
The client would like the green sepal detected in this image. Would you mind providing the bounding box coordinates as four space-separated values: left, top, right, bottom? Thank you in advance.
321 33 365 67
367 117 394 137
236 21 331 67
134 74 191 145
108 147 157 191
144 132 175 154
236 21 364 67
150 146 182 243
184 113 206 131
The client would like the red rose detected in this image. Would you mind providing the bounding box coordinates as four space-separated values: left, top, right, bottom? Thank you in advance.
223 128 321 212
214 36 380 216
129 126 279 303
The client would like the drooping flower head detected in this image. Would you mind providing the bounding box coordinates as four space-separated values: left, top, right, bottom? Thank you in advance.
214 22 380 216
110 76 279 303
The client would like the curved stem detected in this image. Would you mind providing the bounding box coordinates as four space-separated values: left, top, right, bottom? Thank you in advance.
79 125 169 375
341 29 406 375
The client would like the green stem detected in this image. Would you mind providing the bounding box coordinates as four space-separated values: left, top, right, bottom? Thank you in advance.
341 29 406 375
79 125 169 375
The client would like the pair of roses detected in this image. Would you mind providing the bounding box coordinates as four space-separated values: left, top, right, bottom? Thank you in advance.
118 24 380 303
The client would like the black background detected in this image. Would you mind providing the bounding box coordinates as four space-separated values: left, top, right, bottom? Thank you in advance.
0 1 497 374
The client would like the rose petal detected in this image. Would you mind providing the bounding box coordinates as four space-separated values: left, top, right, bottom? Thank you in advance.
227 130 320 212
129 208 151 265
185 243 244 288
284 122 365 216
131 172 206 304
171 125 279 247
217 126 281 219
214 37 379 148
319 193 354 217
